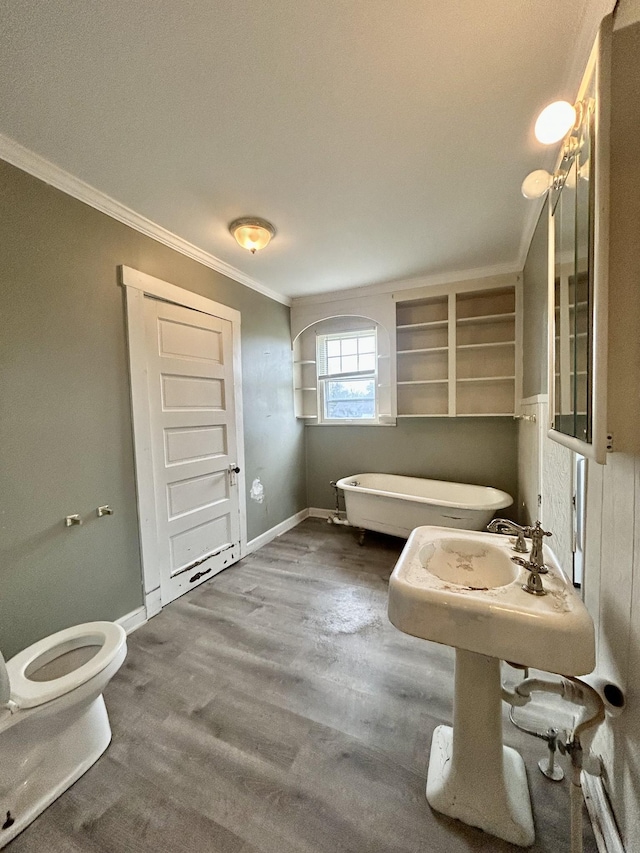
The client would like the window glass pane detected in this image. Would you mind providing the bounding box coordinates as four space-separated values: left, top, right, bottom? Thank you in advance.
341 338 358 355
358 336 375 354
327 356 341 375
324 379 375 419
359 353 375 372
342 355 358 373
326 339 341 357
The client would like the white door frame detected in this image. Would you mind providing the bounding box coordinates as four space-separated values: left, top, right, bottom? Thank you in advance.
120 265 247 618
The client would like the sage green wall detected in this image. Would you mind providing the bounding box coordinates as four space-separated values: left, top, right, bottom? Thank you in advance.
0 160 305 659
306 418 518 515
522 200 548 399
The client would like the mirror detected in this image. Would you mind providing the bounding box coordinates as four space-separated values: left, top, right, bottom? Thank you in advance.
548 24 608 464
551 87 593 442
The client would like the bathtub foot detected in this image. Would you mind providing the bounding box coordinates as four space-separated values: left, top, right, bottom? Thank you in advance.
358 529 366 546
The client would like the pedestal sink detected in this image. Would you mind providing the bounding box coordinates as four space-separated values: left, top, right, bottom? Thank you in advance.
388 526 595 847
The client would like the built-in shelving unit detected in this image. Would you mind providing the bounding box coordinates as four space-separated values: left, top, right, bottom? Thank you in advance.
395 284 519 417
455 287 516 416
396 294 450 416
292 336 318 419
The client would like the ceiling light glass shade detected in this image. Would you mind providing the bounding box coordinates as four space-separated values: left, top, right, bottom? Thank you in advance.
521 169 554 199
534 100 577 145
229 217 276 253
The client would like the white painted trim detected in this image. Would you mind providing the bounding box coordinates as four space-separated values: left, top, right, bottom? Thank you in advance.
0 132 290 307
245 509 309 554
447 292 456 417
514 274 523 410
292 265 522 306
116 606 147 635
123 286 162 604
582 773 625 853
145 589 162 620
521 394 549 406
121 266 242 322
121 267 247 608
308 507 334 519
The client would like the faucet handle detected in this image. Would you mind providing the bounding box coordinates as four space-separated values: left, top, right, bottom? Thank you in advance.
531 520 552 538
487 518 529 554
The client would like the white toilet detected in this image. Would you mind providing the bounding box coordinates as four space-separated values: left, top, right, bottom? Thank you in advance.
0 621 127 848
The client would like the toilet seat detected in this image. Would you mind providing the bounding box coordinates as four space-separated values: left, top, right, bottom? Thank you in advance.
6 622 126 709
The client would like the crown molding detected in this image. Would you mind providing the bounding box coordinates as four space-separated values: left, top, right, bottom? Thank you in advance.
0 133 291 307
292 261 522 307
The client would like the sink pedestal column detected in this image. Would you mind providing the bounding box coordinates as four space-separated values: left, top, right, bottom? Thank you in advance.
426 649 535 847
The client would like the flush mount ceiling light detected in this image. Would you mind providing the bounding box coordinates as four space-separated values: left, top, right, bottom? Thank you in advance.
228 217 276 254
534 100 582 145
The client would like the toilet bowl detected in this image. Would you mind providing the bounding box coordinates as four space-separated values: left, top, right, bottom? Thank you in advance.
0 621 127 848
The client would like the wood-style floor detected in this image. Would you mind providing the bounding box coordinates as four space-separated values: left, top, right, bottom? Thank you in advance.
9 519 596 852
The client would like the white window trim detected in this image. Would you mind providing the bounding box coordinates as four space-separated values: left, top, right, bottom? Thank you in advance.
316 328 380 425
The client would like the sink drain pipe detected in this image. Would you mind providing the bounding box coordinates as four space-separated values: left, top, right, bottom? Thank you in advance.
502 675 607 853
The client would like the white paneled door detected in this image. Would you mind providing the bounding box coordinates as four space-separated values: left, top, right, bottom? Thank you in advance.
144 297 241 605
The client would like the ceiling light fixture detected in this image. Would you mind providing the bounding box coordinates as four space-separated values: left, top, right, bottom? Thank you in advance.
228 217 276 254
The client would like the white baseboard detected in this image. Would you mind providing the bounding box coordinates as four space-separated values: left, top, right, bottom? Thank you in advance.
583 773 625 853
308 507 334 519
116 606 147 635
245 508 309 555
144 588 162 619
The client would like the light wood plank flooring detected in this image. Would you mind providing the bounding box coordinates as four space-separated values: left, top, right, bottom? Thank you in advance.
8 519 597 852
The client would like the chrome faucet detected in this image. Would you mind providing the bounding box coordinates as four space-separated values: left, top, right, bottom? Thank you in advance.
486 518 529 553
527 520 552 574
487 518 553 596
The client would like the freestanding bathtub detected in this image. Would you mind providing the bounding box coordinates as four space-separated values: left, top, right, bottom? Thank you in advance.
335 473 512 539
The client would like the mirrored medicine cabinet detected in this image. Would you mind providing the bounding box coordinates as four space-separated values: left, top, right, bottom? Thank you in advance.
547 19 611 464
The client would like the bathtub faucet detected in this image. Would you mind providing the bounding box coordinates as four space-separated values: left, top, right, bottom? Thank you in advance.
486 518 530 553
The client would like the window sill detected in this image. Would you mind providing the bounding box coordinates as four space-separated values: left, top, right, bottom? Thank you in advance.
306 419 396 427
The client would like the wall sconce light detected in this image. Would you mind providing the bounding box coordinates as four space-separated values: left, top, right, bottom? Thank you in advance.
521 98 589 200
229 217 276 254
521 169 555 199
534 100 581 145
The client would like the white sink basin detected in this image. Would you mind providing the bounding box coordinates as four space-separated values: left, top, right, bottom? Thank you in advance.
388 525 596 846
419 537 518 589
389 525 595 675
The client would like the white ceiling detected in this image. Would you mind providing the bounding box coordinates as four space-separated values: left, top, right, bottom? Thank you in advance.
0 1 614 300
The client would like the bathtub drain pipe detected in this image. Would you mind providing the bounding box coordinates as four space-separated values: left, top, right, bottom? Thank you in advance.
327 481 351 526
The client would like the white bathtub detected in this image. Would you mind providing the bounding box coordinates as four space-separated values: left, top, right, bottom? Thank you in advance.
335 473 512 539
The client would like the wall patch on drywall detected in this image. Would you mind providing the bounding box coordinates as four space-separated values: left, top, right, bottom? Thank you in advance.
250 478 265 503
